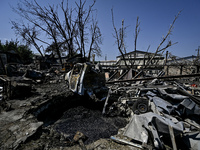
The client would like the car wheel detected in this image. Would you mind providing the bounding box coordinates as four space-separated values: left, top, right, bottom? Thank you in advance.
133 98 149 114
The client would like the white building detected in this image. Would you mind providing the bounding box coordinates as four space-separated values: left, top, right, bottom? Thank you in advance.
116 50 165 68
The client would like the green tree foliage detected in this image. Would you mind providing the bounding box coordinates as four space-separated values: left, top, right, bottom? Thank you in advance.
0 40 33 64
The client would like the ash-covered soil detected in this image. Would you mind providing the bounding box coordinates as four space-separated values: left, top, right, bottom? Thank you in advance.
13 81 132 149
53 106 128 144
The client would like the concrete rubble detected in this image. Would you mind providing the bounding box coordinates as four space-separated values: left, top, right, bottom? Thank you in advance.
0 59 200 150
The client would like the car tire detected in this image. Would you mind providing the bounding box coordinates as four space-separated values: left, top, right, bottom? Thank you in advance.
133 98 149 114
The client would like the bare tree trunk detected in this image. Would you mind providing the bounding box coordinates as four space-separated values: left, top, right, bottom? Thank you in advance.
131 11 181 79
111 8 129 69
143 11 181 69
88 18 102 61
12 0 102 62
133 16 140 66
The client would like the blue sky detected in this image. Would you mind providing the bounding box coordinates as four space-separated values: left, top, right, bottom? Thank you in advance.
1 0 200 60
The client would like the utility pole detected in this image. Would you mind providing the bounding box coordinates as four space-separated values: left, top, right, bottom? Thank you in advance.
195 46 200 74
195 46 200 58
164 51 169 65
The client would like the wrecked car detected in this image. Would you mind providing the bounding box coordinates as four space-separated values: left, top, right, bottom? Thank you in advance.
65 62 108 101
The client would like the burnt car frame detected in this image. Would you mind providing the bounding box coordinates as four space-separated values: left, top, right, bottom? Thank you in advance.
65 62 108 101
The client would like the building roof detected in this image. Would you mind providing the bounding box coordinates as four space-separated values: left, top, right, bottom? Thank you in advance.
99 60 116 63
176 55 197 60
168 55 197 62
116 50 162 58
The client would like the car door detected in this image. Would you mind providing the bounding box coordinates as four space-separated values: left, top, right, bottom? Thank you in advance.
69 63 83 93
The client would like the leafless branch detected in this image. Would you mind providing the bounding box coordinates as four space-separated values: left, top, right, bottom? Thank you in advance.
111 8 129 69
144 10 181 68
11 0 102 63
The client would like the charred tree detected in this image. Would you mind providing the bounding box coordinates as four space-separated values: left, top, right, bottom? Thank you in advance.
11 0 102 65
143 11 181 69
11 22 45 58
88 18 102 61
111 8 129 69
133 16 140 65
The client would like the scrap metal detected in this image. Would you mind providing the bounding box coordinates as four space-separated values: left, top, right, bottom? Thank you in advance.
65 62 108 101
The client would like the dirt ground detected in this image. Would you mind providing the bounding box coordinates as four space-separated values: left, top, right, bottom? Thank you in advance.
0 81 138 150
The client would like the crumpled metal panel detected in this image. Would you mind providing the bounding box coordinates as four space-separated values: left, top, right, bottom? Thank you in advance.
124 113 149 144
179 98 196 110
152 116 183 135
177 98 200 116
124 112 184 149
182 131 200 150
147 91 173 114
157 88 188 101
147 90 200 117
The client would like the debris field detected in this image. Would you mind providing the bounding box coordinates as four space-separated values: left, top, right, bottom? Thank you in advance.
0 61 200 150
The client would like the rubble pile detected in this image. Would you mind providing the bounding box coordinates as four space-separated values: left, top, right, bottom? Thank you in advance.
0 64 130 150
0 81 72 149
1 61 200 150
103 77 200 150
